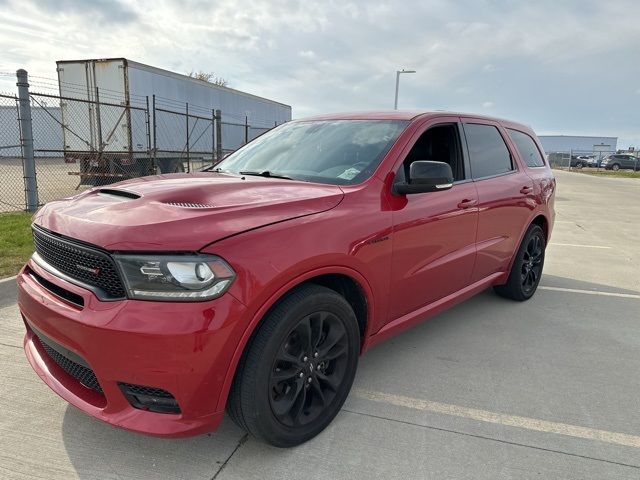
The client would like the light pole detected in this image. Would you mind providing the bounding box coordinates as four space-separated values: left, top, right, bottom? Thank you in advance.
394 69 416 110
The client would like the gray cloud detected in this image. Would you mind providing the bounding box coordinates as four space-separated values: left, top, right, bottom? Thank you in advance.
30 0 137 24
0 0 638 146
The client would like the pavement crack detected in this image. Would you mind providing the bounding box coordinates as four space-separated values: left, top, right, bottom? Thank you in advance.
211 433 248 479
342 409 640 471
0 341 21 349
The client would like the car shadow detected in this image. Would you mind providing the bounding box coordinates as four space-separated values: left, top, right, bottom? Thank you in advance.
536 274 640 295
353 273 639 384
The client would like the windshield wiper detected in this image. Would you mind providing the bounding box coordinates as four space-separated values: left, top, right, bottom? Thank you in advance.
239 170 294 180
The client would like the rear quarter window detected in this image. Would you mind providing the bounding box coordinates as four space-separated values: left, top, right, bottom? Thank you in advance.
507 128 545 167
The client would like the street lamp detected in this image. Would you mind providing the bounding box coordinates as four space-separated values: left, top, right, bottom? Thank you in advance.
394 69 416 110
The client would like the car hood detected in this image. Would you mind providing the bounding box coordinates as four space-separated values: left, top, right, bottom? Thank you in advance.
33 173 344 251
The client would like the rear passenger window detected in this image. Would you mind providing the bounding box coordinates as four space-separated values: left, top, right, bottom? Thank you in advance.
507 129 545 167
463 124 513 179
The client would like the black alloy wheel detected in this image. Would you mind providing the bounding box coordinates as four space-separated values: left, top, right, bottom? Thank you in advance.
227 283 359 447
494 224 546 301
269 311 349 427
521 233 543 295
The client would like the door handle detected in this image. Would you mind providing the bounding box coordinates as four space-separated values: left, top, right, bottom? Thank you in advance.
520 186 533 194
457 198 477 209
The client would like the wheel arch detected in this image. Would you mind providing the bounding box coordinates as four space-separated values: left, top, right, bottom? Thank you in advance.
504 212 551 276
215 266 374 412
530 213 550 243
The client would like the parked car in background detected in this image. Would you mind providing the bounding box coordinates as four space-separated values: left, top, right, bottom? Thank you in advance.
569 155 595 169
601 154 640 171
578 155 597 167
18 111 555 447
586 156 604 168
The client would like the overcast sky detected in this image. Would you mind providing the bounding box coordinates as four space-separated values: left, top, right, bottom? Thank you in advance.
1 0 638 147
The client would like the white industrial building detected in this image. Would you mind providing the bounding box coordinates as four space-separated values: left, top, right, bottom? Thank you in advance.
538 135 617 154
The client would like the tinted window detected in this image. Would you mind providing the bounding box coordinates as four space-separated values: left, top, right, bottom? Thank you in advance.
464 124 513 178
507 129 545 167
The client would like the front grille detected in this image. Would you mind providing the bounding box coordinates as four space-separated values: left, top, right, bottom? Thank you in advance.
32 225 126 299
36 334 103 393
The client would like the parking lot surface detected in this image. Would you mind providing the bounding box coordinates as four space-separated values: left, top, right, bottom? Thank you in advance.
1 169 639 479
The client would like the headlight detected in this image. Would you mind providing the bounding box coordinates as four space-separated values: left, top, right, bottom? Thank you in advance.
114 254 235 301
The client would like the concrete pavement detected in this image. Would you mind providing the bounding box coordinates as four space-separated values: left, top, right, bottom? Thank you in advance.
0 169 638 479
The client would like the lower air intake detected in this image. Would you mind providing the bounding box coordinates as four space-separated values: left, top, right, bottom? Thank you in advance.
118 383 181 414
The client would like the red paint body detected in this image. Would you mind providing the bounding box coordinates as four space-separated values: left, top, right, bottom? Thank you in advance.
18 111 555 437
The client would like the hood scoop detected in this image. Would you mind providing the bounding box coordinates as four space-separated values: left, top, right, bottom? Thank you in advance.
163 201 216 208
97 188 141 200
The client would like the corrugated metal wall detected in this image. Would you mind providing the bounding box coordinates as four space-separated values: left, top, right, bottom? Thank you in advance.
127 60 291 151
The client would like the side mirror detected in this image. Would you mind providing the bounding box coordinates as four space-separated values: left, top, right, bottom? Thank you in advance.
394 160 454 195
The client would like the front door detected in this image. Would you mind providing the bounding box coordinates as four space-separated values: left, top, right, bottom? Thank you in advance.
389 121 479 320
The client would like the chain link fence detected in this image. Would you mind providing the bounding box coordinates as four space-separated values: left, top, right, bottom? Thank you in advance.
547 149 639 173
153 99 216 173
1 72 280 213
0 93 26 212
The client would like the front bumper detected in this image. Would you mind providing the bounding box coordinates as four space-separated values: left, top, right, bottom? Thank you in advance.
18 257 247 438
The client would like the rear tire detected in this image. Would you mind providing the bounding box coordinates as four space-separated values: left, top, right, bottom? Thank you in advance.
227 284 360 447
494 224 545 301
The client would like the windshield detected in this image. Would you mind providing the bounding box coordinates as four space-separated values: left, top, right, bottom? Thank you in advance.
213 120 408 185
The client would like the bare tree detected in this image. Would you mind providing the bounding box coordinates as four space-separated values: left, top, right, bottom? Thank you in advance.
187 71 228 87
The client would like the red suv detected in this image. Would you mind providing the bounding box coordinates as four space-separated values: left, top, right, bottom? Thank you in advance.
18 111 555 447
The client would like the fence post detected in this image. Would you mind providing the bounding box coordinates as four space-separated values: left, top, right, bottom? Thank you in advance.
94 87 103 153
145 96 152 173
16 69 38 212
211 109 215 164
215 109 222 161
152 95 157 167
185 102 190 172
244 115 249 145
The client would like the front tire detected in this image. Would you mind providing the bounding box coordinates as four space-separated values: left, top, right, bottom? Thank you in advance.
494 224 545 301
227 284 360 447
611 163 620 171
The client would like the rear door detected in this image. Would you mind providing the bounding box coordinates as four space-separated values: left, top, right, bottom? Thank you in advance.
461 119 535 282
90 59 130 153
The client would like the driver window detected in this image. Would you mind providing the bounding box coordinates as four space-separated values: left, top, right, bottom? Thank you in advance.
397 124 465 183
